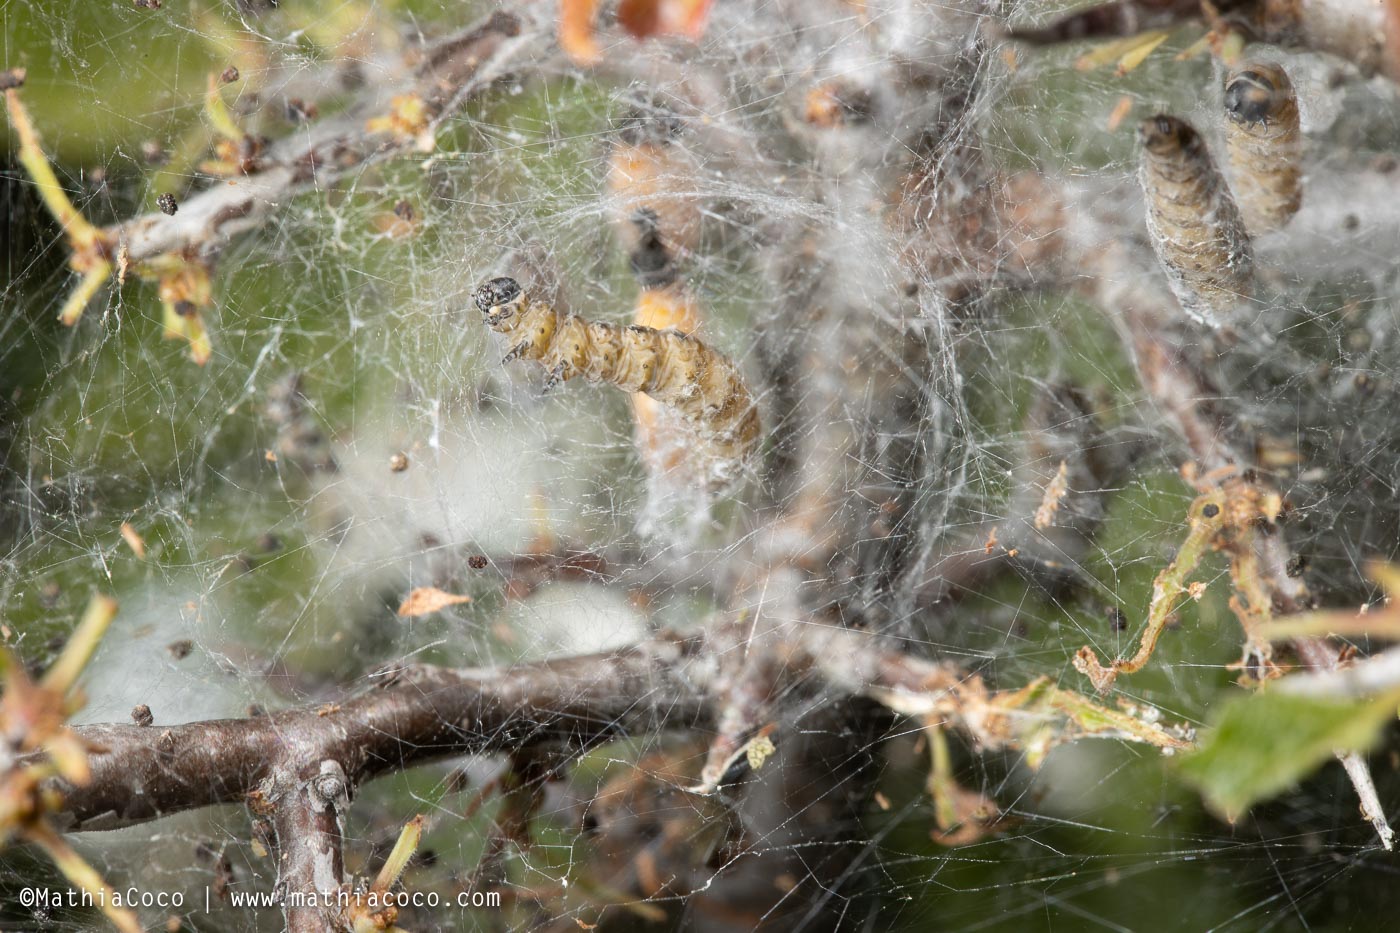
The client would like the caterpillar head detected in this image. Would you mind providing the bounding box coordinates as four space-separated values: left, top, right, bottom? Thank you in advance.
1224 63 1291 128
474 276 524 328
1137 115 1204 159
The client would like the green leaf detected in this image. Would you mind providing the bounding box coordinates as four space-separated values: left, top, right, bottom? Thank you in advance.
1179 688 1400 822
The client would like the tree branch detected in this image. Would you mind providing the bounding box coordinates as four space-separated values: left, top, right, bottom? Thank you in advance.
113 10 546 269
50 622 1183 838
54 637 709 832
269 760 349 933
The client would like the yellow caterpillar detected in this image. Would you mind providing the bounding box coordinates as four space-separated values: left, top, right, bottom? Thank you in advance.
1223 62 1302 234
1138 114 1254 327
473 277 761 484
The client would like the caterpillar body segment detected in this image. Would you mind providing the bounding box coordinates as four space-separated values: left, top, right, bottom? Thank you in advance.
1223 62 1302 234
1137 114 1254 327
474 277 760 484
631 283 707 476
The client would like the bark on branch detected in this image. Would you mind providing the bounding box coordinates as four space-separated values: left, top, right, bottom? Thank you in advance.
270 760 349 933
55 636 709 832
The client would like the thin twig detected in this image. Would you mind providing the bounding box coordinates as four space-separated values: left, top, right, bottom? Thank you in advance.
114 11 546 270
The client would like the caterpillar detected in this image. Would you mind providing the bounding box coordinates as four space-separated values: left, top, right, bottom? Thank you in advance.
473 277 761 484
1138 114 1254 327
1223 62 1302 234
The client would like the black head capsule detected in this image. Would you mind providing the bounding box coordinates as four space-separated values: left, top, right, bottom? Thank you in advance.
474 277 523 316
1224 69 1279 126
1138 114 1201 156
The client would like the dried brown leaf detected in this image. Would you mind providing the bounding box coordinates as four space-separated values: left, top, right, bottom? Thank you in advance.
397 587 473 617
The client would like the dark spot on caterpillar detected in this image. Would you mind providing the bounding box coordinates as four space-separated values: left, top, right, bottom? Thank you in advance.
1201 503 1220 519
475 277 521 313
